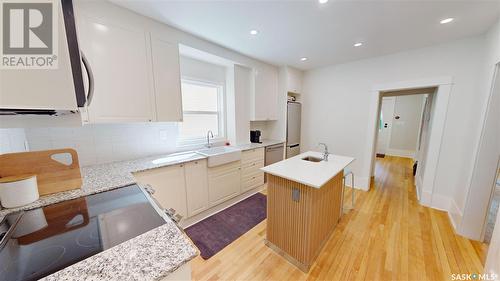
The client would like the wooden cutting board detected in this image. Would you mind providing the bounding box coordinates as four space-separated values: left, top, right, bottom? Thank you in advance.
0 148 82 196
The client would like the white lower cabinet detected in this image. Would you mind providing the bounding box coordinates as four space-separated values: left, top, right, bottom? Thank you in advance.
133 164 188 219
185 159 209 217
241 148 265 192
134 153 266 222
208 161 242 206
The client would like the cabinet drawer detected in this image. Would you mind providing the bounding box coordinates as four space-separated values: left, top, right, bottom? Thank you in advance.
208 161 241 178
241 148 264 164
242 169 264 183
242 173 264 192
241 160 264 177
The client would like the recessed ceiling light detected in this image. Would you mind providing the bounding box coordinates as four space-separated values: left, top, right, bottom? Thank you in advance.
440 18 454 24
250 30 258 35
300 57 308 61
354 42 363 47
318 0 329 3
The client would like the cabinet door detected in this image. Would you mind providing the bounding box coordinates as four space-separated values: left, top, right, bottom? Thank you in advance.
77 15 155 123
252 66 278 121
150 36 183 122
286 67 303 94
185 160 209 217
208 163 241 206
134 164 187 219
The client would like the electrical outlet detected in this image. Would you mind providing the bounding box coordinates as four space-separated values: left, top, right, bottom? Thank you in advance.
159 130 168 141
292 188 300 202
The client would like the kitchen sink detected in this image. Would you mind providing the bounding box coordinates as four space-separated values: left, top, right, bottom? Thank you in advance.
302 156 323 162
152 152 200 165
197 146 241 167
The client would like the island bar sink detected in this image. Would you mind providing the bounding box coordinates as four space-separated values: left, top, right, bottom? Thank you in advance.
196 146 242 167
301 156 323 162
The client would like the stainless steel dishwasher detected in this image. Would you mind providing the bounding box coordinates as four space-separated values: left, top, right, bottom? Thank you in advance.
265 143 285 182
265 143 285 166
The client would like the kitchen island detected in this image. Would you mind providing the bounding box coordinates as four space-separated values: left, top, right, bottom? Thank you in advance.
261 151 354 272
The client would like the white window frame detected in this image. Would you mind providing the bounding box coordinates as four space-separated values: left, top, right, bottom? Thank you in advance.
177 78 226 147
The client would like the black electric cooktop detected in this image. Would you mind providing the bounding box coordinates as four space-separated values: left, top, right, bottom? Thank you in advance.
0 185 166 281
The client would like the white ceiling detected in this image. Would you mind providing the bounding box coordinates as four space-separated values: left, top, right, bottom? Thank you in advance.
111 0 500 70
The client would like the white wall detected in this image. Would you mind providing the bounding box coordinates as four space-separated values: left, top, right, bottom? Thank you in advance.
180 56 226 84
302 35 485 205
25 123 180 167
386 94 425 158
461 19 500 239
0 129 27 154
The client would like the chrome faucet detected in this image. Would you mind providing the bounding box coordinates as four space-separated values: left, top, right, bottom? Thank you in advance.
318 143 329 161
206 130 214 148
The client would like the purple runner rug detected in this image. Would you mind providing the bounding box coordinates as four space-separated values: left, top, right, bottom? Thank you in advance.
185 192 267 259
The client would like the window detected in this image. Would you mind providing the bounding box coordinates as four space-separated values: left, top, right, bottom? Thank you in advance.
178 79 225 143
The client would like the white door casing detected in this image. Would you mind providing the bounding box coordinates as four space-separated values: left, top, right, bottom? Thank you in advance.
376 97 395 155
366 77 453 210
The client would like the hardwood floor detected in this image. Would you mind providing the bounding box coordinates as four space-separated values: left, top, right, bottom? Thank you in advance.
191 156 487 281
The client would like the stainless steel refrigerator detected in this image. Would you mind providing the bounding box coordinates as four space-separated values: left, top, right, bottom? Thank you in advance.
286 101 301 158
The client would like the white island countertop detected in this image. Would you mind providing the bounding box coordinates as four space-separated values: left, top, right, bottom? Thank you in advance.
261 151 355 188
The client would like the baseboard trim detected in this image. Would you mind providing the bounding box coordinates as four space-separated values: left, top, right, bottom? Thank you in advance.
420 190 433 207
386 148 416 159
448 199 463 232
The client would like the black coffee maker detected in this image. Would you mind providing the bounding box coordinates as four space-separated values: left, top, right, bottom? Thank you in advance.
250 130 262 143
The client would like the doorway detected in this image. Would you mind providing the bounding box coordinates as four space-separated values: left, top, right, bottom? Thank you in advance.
373 88 436 195
375 93 430 160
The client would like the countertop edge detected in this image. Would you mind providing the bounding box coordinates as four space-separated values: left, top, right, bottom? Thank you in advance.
261 152 355 188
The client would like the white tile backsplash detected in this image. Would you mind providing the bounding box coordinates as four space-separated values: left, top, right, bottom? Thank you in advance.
0 128 28 154
25 123 181 166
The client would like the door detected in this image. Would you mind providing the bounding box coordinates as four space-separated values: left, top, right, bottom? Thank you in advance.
287 102 301 145
77 15 155 123
376 97 395 155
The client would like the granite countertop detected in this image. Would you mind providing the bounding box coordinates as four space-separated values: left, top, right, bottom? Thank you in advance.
39 221 197 281
0 150 204 281
261 151 355 188
0 142 284 280
0 151 206 220
235 139 285 151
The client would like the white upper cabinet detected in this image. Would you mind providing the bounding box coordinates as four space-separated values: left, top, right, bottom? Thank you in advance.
150 35 183 122
251 66 279 121
285 66 303 95
77 15 156 123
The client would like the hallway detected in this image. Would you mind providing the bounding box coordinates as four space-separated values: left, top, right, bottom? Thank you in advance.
191 156 486 280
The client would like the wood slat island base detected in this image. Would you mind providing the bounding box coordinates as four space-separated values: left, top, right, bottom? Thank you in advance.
266 172 344 272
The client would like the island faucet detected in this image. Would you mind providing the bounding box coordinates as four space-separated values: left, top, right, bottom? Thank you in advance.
206 130 214 148
318 143 329 161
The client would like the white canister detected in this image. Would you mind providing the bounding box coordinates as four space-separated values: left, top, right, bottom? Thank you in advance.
0 175 40 208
